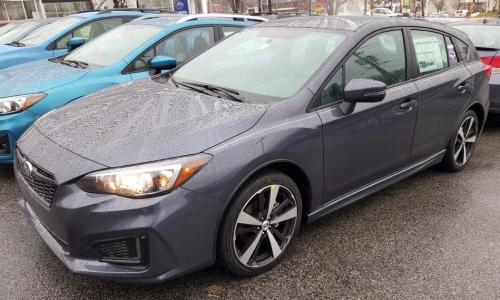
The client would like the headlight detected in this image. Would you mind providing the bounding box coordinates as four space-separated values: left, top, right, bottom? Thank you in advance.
0 93 47 115
76 154 212 198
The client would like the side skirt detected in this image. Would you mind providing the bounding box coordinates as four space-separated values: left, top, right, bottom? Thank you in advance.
307 150 446 223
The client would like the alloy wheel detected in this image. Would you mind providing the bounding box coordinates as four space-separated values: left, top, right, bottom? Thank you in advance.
233 184 298 268
453 115 478 167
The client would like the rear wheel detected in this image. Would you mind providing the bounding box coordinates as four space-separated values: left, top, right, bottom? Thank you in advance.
218 171 302 276
441 110 479 171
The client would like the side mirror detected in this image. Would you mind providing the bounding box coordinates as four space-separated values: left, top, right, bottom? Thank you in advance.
344 79 387 103
67 37 86 51
148 56 177 74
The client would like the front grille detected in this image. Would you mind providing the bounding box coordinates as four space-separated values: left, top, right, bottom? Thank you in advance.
93 236 148 265
0 133 9 156
16 150 57 206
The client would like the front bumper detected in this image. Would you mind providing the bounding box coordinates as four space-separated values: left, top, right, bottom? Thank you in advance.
17 170 225 283
0 110 38 164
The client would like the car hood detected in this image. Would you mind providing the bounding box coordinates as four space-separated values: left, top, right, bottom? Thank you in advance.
0 44 22 55
34 78 268 168
0 59 88 97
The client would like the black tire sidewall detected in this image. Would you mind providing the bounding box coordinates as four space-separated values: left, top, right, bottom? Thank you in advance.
218 170 302 277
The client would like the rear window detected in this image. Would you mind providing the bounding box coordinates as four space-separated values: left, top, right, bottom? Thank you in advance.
453 25 500 50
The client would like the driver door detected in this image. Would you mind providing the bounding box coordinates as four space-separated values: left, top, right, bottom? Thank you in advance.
316 29 419 202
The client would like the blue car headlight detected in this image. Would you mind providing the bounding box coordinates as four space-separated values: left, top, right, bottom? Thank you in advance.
77 154 212 198
0 93 47 115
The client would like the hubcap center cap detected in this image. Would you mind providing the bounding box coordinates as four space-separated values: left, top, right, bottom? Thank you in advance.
262 220 270 231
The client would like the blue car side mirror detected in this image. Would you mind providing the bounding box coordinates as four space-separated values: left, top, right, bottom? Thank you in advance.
148 56 177 74
67 37 86 51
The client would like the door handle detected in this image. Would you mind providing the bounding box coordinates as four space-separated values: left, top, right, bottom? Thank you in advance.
400 99 417 109
457 82 470 94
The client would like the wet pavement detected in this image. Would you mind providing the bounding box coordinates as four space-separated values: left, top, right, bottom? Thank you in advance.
0 117 499 299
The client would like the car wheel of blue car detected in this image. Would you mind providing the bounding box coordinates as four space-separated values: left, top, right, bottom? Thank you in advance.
442 110 479 172
218 170 302 276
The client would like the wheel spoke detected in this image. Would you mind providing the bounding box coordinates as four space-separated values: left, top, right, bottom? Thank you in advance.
271 206 297 224
458 127 465 141
465 135 476 143
454 144 462 161
266 185 279 219
465 117 474 137
267 230 282 258
462 143 467 163
240 232 262 264
237 211 262 226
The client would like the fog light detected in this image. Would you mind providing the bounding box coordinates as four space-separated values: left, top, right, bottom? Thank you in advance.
0 133 10 156
93 236 148 265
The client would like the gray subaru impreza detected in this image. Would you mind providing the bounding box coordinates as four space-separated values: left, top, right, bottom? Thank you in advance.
15 16 489 283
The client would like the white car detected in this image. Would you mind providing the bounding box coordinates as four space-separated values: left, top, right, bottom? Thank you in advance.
455 10 468 17
372 7 402 17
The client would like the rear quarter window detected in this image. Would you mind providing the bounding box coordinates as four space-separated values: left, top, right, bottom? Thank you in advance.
453 38 469 61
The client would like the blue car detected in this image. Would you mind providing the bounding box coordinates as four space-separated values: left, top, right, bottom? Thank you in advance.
0 14 265 163
0 9 151 70
0 18 57 46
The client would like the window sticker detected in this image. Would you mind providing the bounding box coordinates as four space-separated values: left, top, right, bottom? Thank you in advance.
414 36 444 73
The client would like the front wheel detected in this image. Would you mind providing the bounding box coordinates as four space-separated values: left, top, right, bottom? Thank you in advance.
218 171 302 277
441 110 479 172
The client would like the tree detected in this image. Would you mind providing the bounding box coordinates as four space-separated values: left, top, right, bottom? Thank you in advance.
85 0 94 10
432 0 444 12
326 0 349 14
112 0 127 8
229 0 241 12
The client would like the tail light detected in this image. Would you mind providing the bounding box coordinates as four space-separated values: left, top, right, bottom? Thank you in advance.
481 56 500 79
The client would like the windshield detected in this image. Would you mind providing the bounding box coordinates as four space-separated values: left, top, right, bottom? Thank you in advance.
65 24 163 68
0 22 40 44
0 22 19 36
174 27 345 101
19 17 81 46
454 25 500 49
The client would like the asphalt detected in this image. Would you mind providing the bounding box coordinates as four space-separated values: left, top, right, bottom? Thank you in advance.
1 117 499 299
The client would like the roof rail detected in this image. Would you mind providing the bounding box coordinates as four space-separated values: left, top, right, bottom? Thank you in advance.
95 8 176 15
176 13 267 23
75 9 101 14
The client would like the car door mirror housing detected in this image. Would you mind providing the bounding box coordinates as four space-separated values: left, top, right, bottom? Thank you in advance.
148 56 177 73
344 79 387 103
67 37 86 51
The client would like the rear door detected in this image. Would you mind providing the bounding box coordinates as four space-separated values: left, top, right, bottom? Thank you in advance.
409 29 473 162
317 29 419 202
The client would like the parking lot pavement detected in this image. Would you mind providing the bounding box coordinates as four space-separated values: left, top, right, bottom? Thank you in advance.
1 118 499 300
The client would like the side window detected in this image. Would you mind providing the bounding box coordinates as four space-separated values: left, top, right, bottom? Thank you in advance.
132 27 215 73
454 38 469 61
321 68 343 106
55 18 123 49
345 30 406 86
411 30 448 75
221 26 243 37
445 36 459 66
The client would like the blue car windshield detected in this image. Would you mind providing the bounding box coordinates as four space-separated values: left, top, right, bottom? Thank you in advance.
0 21 40 44
174 27 346 100
19 17 81 46
65 24 163 67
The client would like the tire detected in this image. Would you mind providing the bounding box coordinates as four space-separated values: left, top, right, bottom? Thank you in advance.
218 170 302 277
441 110 479 172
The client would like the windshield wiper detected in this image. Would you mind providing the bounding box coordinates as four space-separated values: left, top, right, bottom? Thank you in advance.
7 41 25 47
176 81 219 97
184 82 245 103
50 57 88 69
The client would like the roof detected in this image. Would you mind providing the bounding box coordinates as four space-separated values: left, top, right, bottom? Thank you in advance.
255 15 470 39
70 9 147 19
129 14 184 27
